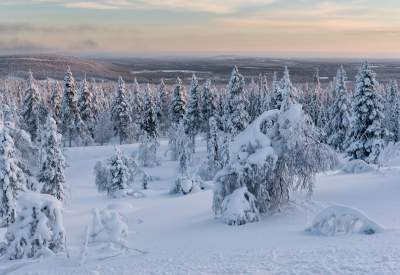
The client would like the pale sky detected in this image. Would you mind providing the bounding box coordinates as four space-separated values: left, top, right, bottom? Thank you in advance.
1 0 400 57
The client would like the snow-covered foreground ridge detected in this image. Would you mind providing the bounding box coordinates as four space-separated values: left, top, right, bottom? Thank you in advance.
2 141 400 275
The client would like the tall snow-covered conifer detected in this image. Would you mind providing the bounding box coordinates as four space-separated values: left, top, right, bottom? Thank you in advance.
111 76 131 144
21 71 42 142
39 115 67 201
325 65 352 151
184 74 201 153
347 62 385 164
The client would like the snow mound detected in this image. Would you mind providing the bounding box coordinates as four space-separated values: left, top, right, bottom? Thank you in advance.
341 159 375 174
306 205 383 236
221 186 259 226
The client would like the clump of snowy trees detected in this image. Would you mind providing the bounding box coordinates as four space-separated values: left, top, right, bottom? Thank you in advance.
213 69 337 225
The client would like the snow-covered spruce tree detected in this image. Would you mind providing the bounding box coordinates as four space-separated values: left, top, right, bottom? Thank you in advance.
61 66 83 147
107 147 130 197
168 78 187 160
213 73 337 225
206 116 223 179
21 71 42 142
184 74 201 153
0 192 67 259
224 66 250 137
78 75 95 139
129 77 144 140
170 121 199 195
39 115 67 201
111 76 131 144
347 62 386 164
383 80 400 142
325 65 352 151
50 80 62 128
200 79 218 141
138 84 160 167
157 79 170 136
0 124 26 226
170 77 187 125
303 69 322 127
269 72 281 110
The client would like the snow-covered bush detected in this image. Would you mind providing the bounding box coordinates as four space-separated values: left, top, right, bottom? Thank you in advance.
341 159 375 174
94 147 144 197
170 176 201 195
0 192 67 260
306 205 383 236
220 186 259 226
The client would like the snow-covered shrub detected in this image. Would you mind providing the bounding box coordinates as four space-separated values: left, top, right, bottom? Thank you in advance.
0 192 67 260
170 175 201 195
306 205 383 236
89 208 128 248
94 147 143 197
221 186 259 226
341 159 375 174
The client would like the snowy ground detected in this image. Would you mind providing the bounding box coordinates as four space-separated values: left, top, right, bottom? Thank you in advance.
2 138 400 275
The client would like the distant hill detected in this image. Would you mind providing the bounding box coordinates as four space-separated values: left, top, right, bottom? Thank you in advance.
1 54 400 85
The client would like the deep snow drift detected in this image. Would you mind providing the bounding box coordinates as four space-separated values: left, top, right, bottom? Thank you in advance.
1 138 400 275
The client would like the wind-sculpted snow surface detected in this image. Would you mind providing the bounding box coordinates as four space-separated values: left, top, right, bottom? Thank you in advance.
306 205 384 236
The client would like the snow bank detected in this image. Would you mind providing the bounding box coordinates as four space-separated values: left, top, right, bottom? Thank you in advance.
306 205 383 236
341 159 375 174
221 186 259 226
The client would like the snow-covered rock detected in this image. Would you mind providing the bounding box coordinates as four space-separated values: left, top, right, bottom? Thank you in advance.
306 205 383 236
221 186 259 226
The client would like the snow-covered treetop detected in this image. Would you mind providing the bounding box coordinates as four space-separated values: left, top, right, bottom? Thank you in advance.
230 109 280 166
228 66 245 96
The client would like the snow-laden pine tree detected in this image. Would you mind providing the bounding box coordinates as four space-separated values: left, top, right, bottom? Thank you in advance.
129 77 144 140
347 62 386 164
39 115 67 201
224 66 250 137
157 79 170 136
61 66 82 147
0 124 26 226
78 75 95 139
170 77 187 125
184 74 201 153
50 80 62 128
200 79 218 140
303 69 323 127
21 71 42 142
383 80 400 142
107 147 130 197
111 76 131 144
325 65 352 151
206 116 223 177
138 84 159 167
269 72 282 110
213 71 337 225
168 78 187 160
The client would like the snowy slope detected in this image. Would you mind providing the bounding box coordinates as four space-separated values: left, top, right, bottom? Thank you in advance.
2 139 400 275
